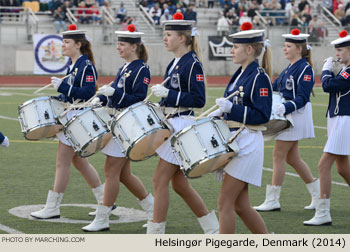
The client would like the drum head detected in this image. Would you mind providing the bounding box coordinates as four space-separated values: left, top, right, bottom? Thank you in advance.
25 124 63 140
185 152 236 178
127 129 172 161
263 119 291 137
78 132 113 157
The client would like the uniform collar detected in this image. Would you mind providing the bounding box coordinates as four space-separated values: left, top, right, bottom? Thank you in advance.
68 54 89 73
168 51 195 74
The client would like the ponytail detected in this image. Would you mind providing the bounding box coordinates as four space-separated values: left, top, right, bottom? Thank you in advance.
297 43 313 68
249 42 272 79
136 43 148 63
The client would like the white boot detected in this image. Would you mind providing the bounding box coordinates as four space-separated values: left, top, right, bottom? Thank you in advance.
82 205 112 232
88 184 105 216
139 193 154 228
303 198 332 226
253 185 281 211
304 179 320 210
146 221 166 234
197 210 219 234
30 190 64 219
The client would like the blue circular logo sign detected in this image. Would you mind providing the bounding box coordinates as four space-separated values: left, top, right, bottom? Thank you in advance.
34 35 70 74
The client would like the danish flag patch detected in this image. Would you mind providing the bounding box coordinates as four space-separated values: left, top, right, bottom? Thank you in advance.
260 88 268 97
86 75 94 82
143 77 150 85
341 71 349 79
303 75 311 81
196 74 204 82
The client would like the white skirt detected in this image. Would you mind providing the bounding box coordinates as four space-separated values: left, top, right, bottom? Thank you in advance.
101 137 125 158
274 102 315 141
56 110 81 146
156 116 195 165
324 114 350 155
224 129 264 187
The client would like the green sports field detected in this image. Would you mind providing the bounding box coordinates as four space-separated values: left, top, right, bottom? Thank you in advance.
0 86 349 234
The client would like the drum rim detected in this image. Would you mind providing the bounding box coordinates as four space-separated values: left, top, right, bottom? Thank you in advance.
183 151 235 178
68 131 110 157
19 96 52 107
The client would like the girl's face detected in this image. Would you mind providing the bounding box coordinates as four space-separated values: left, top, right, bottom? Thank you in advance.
62 39 80 58
283 42 301 62
335 47 350 65
231 43 249 65
163 30 182 52
117 41 136 60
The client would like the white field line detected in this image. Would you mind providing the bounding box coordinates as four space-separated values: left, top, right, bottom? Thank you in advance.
263 167 349 187
0 224 23 234
0 115 18 121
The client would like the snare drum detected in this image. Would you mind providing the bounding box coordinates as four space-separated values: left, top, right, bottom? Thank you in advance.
110 101 173 161
263 92 292 139
171 118 239 178
63 106 112 157
18 96 65 140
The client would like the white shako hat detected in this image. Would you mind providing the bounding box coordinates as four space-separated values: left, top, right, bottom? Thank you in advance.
162 12 195 31
115 24 144 43
229 22 265 43
282 28 309 43
62 24 86 39
331 30 350 48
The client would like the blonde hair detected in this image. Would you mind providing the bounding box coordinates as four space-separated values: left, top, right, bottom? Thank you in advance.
296 43 313 67
136 43 148 63
176 30 203 62
247 42 272 79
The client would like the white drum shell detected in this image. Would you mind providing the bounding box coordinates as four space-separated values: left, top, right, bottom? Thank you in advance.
18 96 65 140
64 106 112 157
171 118 237 178
110 101 173 161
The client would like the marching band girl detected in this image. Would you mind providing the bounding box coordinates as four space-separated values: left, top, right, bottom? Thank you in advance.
209 22 272 233
31 25 105 219
254 29 318 212
82 24 154 232
304 30 350 226
147 13 219 234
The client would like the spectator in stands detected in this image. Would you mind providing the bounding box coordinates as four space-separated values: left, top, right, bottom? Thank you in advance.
1 0 21 20
78 1 90 24
323 0 333 12
85 0 96 8
298 0 310 12
208 0 214 8
184 3 197 22
53 6 67 33
309 15 327 42
252 15 260 27
62 1 70 22
239 11 251 25
217 11 229 36
49 0 63 14
301 4 312 25
149 3 162 25
290 13 301 27
160 8 171 22
116 1 127 23
344 8 350 27
333 0 343 13
91 2 100 25
247 1 259 19
167 1 176 14
335 3 346 24
39 0 50 11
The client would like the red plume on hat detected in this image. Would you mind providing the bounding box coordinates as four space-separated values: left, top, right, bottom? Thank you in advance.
339 30 348 38
173 12 184 20
240 22 252 31
68 24 77 31
291 29 300 35
127 24 136 32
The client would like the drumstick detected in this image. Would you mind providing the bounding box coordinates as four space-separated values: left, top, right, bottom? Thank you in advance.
33 74 71 94
145 77 170 101
80 81 114 108
196 92 237 120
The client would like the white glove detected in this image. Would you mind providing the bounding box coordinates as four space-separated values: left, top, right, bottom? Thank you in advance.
51 77 63 90
0 136 9 148
274 103 286 117
208 109 223 117
96 85 115 96
216 98 233 113
91 97 100 105
151 84 169 98
322 57 334 71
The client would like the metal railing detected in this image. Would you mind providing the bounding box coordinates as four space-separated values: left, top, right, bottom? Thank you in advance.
139 5 155 28
322 6 342 27
66 8 77 24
